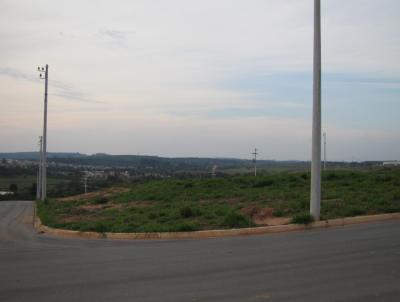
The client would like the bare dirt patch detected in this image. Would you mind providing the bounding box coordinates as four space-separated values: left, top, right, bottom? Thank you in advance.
58 187 130 202
78 204 109 211
199 197 243 206
60 215 100 224
76 200 154 212
122 200 154 208
241 205 291 226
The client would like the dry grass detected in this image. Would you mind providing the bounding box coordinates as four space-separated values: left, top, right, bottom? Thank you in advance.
58 187 130 202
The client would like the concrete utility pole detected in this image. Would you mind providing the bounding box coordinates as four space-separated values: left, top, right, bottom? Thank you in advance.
252 148 258 177
323 132 327 171
82 171 88 194
211 165 217 178
310 0 322 220
36 136 43 200
38 65 49 201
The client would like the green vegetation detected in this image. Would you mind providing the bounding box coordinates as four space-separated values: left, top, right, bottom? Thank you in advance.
291 213 315 225
0 165 121 200
37 168 400 233
222 211 255 228
0 175 89 200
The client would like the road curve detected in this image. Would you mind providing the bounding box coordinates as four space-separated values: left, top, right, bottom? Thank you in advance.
1 201 399 302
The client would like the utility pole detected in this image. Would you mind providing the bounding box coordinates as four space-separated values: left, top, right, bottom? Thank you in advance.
323 132 327 171
310 0 322 220
211 165 217 178
37 65 49 201
36 136 43 200
252 148 258 177
82 171 88 194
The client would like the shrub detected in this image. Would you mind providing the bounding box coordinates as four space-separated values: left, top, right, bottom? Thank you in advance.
253 179 274 188
9 183 18 192
158 211 167 217
291 213 315 225
300 173 309 180
37 201 56 225
215 208 226 216
235 177 252 187
383 205 400 213
375 175 392 182
222 211 254 228
175 222 199 232
147 212 157 219
324 173 340 181
180 206 195 218
273 209 285 217
93 221 109 233
345 206 366 217
93 196 108 205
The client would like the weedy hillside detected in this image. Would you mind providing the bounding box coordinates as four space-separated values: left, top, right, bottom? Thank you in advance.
37 168 400 233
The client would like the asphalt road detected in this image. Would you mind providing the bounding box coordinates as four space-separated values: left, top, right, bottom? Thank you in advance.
1 201 399 302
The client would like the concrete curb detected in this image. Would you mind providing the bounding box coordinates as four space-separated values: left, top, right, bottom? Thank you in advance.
34 207 400 240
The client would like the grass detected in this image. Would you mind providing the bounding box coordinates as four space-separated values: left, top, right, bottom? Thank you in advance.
0 175 66 190
291 213 315 225
37 168 400 233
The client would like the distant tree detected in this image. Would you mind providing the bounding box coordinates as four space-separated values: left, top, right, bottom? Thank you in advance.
30 183 37 196
1 158 6 165
9 184 18 193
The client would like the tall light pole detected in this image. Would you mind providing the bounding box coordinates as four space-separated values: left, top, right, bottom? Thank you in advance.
323 132 327 171
37 65 49 201
36 136 43 200
310 0 321 220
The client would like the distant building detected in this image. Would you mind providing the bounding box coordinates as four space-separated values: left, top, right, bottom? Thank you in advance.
121 171 130 178
0 191 14 196
383 161 400 166
84 170 106 178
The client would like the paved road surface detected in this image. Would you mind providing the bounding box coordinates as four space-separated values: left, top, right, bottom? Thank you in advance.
1 201 399 302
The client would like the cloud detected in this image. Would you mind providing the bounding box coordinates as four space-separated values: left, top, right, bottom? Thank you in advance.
97 28 135 48
51 86 104 105
0 68 37 82
0 67 103 104
0 0 399 160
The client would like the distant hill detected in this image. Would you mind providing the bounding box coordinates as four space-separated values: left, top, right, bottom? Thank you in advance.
0 152 87 160
0 152 383 175
46 154 258 169
0 152 285 170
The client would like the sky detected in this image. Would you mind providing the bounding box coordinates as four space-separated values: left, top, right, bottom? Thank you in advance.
0 0 399 161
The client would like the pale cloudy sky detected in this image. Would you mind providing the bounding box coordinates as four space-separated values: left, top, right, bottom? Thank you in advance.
0 0 399 161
